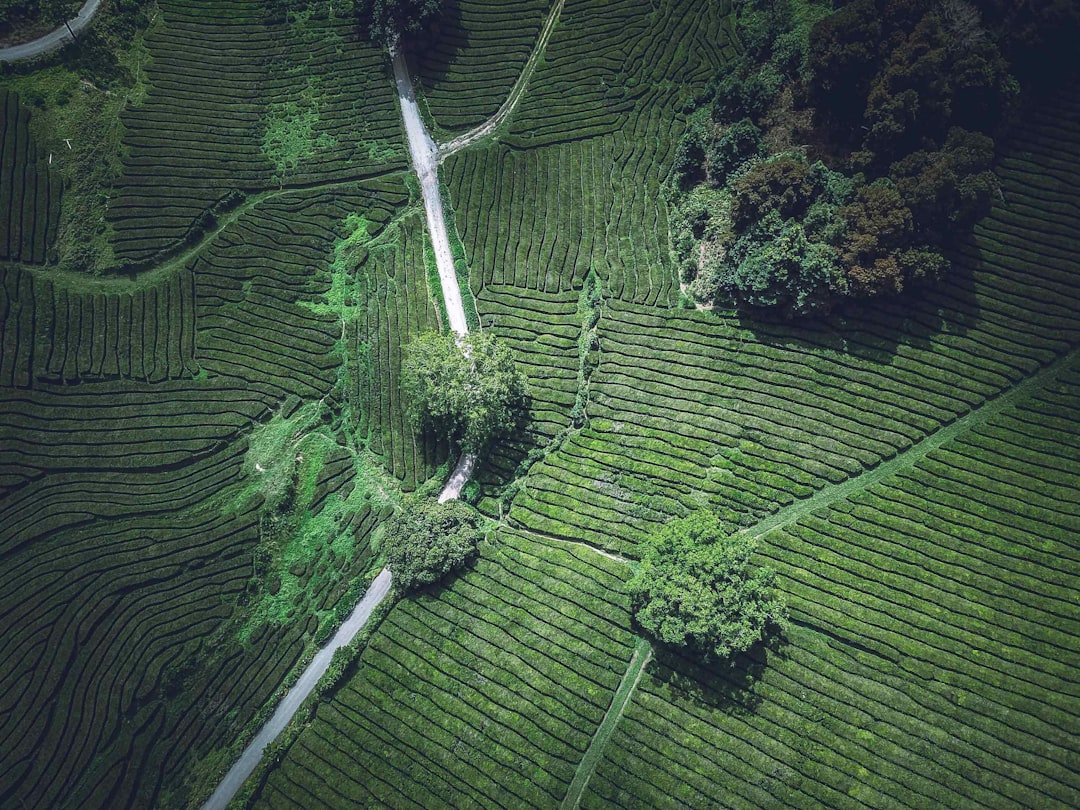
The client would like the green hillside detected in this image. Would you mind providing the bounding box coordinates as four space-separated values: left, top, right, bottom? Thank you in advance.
0 0 1077 807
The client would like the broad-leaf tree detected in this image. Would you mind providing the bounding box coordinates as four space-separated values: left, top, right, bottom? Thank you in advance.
630 511 788 661
383 498 487 592
402 330 528 454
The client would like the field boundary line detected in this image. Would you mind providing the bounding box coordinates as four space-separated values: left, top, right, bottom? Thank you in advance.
510 525 632 566
741 346 1080 541
19 169 409 294
561 637 652 809
437 0 566 158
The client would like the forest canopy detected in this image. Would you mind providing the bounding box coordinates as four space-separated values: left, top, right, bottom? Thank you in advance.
671 0 1080 317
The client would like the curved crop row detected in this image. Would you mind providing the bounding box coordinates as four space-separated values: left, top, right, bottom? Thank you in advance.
0 90 61 264
446 120 678 308
505 0 734 149
585 363 1080 810
252 530 635 809
349 210 445 490
409 0 552 133
506 91 1080 556
108 0 404 264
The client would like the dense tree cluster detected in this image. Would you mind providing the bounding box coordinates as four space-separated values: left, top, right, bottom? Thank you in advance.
672 0 1078 317
629 512 788 661
402 330 528 454
382 498 487 593
349 0 442 47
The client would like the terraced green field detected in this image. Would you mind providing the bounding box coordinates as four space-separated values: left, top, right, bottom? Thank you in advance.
409 0 553 134
251 530 637 808
1 0 1078 807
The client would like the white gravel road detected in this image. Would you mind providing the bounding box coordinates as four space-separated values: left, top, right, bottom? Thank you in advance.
0 0 103 63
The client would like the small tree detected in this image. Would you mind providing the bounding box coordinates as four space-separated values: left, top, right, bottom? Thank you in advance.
629 511 788 661
382 498 486 592
401 331 528 454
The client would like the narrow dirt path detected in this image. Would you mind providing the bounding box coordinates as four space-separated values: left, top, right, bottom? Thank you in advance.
561 637 652 809
200 568 393 810
741 346 1080 542
0 0 102 62
438 0 566 159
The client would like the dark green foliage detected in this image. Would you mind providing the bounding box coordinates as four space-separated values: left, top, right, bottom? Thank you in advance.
0 0 79 32
671 0 1045 316
349 0 442 47
706 118 765 188
382 497 487 592
721 210 844 313
630 511 788 661
402 330 529 454
891 126 998 235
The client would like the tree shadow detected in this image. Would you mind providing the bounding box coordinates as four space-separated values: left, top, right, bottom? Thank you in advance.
645 632 789 717
728 232 983 366
402 0 465 87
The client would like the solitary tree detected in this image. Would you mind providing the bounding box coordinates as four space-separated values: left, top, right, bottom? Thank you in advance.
382 498 487 592
630 511 788 661
402 330 528 454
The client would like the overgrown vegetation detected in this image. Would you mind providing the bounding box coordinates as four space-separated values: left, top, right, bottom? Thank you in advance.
1 0 154 272
381 496 487 592
402 330 529 454
671 0 1079 316
630 511 788 661
0 0 79 40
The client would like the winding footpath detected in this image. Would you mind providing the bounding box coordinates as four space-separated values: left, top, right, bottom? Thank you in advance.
438 0 566 159
0 0 102 63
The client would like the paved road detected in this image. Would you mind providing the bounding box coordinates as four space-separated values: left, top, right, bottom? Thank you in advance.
392 50 470 339
0 0 103 63
200 568 393 810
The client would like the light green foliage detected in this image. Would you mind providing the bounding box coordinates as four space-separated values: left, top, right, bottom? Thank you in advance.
630 511 788 660
239 400 326 513
382 497 488 592
236 398 401 639
402 330 529 453
263 98 335 178
571 271 603 426
301 213 373 325
261 8 339 179
2 19 154 272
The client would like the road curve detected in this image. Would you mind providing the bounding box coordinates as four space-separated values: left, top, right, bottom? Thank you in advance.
200 568 393 810
0 0 103 63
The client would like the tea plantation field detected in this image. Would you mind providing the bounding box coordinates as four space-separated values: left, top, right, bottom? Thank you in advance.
1 0 1078 807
